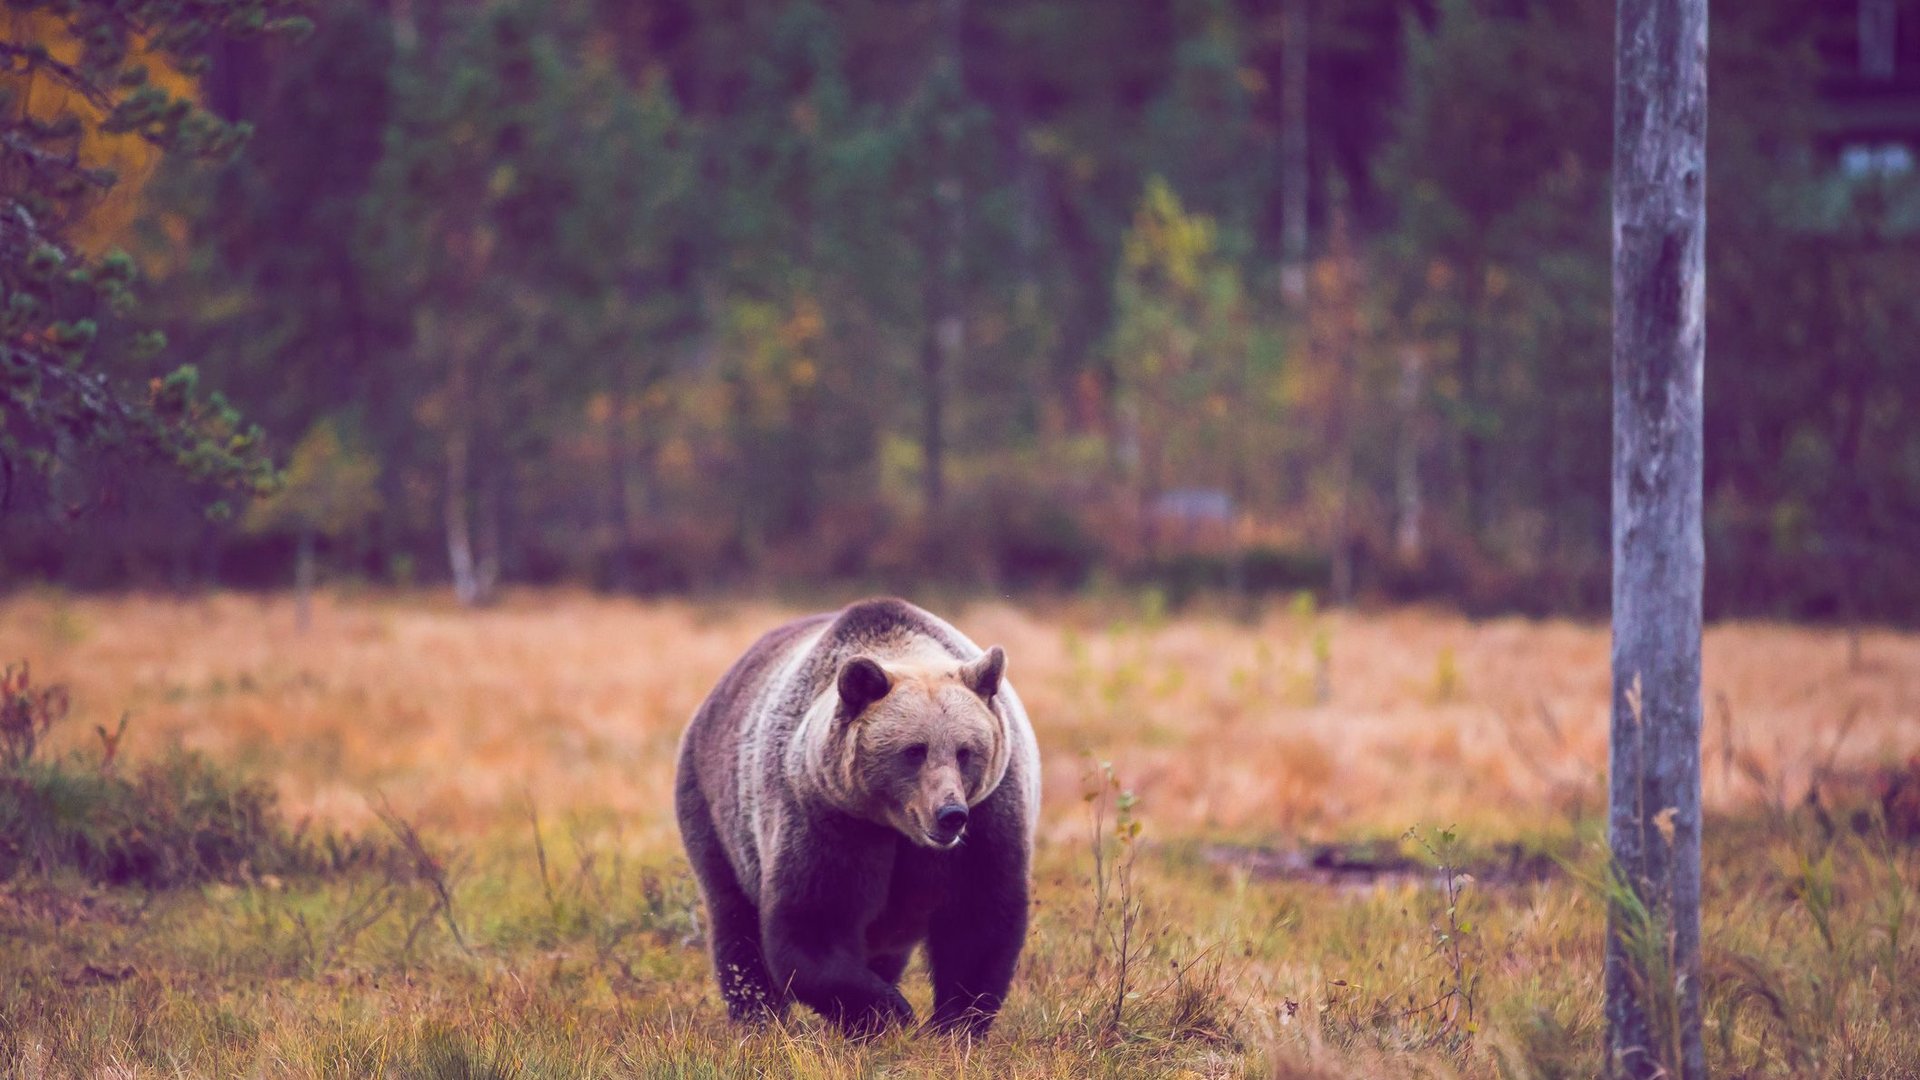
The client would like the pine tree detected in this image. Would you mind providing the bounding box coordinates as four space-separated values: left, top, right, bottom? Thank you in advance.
1 0 303 511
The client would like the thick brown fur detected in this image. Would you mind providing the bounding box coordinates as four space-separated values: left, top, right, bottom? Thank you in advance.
674 598 1040 1037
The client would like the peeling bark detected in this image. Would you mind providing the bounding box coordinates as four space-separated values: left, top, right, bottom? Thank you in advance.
1607 0 1706 1075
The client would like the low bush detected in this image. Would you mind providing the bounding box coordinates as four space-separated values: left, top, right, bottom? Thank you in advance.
1135 545 1334 606
0 661 385 889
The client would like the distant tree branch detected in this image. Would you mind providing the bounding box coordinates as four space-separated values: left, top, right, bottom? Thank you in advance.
0 42 115 111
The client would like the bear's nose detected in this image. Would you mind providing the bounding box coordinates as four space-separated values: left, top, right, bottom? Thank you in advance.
933 804 969 839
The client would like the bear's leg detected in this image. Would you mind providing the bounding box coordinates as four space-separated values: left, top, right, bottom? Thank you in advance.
762 837 914 1038
925 809 1030 1036
867 951 911 986
765 916 915 1039
924 880 1026 1036
706 877 783 1024
676 771 784 1024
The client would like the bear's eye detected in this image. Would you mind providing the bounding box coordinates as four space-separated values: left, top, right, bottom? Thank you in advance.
955 747 973 769
902 744 928 764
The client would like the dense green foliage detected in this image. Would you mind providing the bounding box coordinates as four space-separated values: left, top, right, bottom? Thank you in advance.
3 745 296 886
0 0 300 512
2 0 1914 618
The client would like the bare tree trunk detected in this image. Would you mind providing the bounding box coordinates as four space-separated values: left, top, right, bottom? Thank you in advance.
1457 255 1488 538
1329 460 1354 605
1860 0 1895 79
605 358 636 592
922 0 967 517
1278 0 1309 306
1395 345 1427 563
294 526 316 633
920 316 948 515
474 447 502 602
1049 181 1111 434
1274 0 1320 588
1324 196 1357 606
446 445 479 605
444 332 482 607
1607 0 1706 1074
1137 417 1160 562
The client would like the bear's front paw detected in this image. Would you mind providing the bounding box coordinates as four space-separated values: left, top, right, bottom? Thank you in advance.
838 986 915 1040
924 999 997 1039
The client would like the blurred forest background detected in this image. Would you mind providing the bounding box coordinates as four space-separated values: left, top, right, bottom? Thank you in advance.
4 0 1918 619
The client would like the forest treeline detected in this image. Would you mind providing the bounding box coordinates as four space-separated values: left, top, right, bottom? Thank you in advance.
3 0 1916 619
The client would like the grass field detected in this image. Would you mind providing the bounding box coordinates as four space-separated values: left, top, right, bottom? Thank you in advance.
2 589 1917 1077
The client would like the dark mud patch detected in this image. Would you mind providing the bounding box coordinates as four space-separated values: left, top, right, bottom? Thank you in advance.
1202 840 1562 891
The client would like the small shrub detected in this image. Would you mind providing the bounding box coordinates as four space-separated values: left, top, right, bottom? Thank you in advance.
2 747 310 888
1133 547 1333 607
1241 545 1333 596
994 498 1103 591
1140 553 1230 607
1 662 69 769
1406 825 1480 1045
1074 759 1244 1046
0 660 384 889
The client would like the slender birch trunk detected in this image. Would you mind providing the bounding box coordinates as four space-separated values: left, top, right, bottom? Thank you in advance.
443 323 482 607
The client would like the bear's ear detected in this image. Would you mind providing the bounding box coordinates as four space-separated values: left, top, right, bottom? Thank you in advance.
836 655 892 718
960 645 1006 702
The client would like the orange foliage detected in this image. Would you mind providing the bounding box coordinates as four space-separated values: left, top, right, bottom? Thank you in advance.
2 8 201 250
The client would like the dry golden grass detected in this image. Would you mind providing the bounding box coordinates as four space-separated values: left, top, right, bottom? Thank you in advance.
2 588 1917 1078
4 588 1911 839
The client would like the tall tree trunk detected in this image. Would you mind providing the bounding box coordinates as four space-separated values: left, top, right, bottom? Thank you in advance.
1860 0 1896 79
371 360 414 584
1457 254 1488 539
1323 196 1357 606
444 331 482 607
1279 0 1317 573
783 374 820 538
605 357 636 591
446 435 479 605
1048 180 1111 433
1278 0 1310 306
1395 344 1427 563
474 443 502 602
1607 0 1706 1073
922 0 966 517
920 317 948 515
294 526 316 632
1135 411 1161 562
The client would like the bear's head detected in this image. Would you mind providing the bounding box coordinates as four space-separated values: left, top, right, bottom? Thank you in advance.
818 646 1011 849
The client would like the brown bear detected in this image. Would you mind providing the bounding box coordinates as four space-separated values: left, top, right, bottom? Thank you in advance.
674 597 1040 1037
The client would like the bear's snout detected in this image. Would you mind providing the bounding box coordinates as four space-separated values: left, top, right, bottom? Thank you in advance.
932 803 969 845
